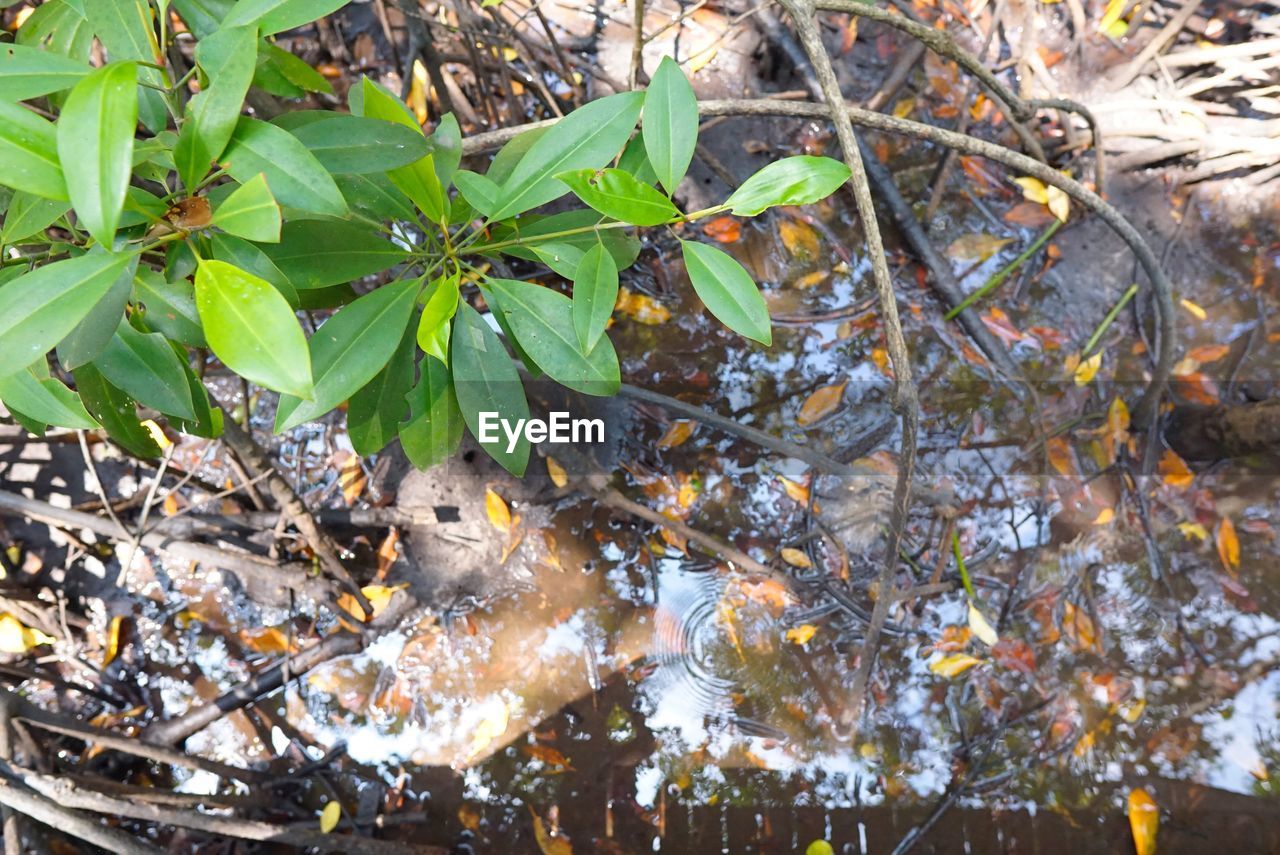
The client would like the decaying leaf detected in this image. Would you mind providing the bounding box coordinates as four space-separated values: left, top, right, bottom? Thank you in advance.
1216 516 1240 571
523 743 575 771
467 701 512 764
1062 602 1100 652
929 653 983 678
530 806 573 855
486 488 512 532
1178 521 1208 540
947 233 1012 262
615 287 671 324
1100 0 1131 36
0 614 55 654
104 615 125 667
546 456 568 488
339 454 366 505
337 584 408 623
777 476 810 504
796 381 847 426
1127 788 1159 855
778 218 820 259
703 216 742 243
657 420 697 449
780 547 812 568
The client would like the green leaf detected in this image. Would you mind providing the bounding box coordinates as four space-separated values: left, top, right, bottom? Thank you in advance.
486 126 548 184
555 167 680 226
428 113 462 188
211 173 281 242
259 220 408 290
0 251 137 373
132 268 206 347
416 274 458 365
169 0 234 39
484 278 620 396
0 101 67 200
56 259 135 369
617 133 658 187
170 344 223 439
453 170 500 218
493 210 639 270
0 367 99 430
93 318 195 420
174 24 257 191
72 363 162 457
357 78 445 223
399 356 463 470
572 243 618 354
642 56 698 195
348 317 415 456
723 155 851 216
221 117 347 217
492 90 644 219
208 232 298 306
335 172 417 223
273 277 420 432
680 240 771 345
222 0 349 36
194 258 313 398
257 42 332 94
451 302 529 475
288 115 431 174
0 192 70 245
0 43 88 100
83 0 166 132
57 61 137 245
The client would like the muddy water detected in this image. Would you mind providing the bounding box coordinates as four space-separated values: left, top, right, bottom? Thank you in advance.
141 164 1280 852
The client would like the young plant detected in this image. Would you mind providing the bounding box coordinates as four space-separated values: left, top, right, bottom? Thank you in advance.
0 2 851 475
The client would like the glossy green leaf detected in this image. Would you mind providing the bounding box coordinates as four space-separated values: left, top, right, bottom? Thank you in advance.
428 113 462 188
492 90 644 219
0 43 88 100
642 56 698 194
573 243 618 354
453 170 500 218
57 61 137 245
208 232 298 307
0 101 67 200
0 251 136 373
56 260 135 369
417 274 458 365
451 302 529 476
174 24 257 191
73 363 162 457
0 192 69 245
170 344 224 439
132 268 206 347
257 42 333 94
273 277 420 431
555 167 680 226
83 0 166 131
221 117 347 217
617 133 658 187
723 155 852 216
15 0 93 61
485 278 620 396
680 240 771 345
169 0 234 38
288 115 431 174
486 126 548 184
0 367 99 430
93 318 195 420
223 0 349 36
400 356 463 470
348 318 416 456
259 220 408 290
358 78 445 223
335 172 417 223
194 258 313 398
526 241 585 280
211 173 281 242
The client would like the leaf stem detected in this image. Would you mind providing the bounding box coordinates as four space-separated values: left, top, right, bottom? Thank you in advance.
1083 282 1139 356
944 218 1061 320
951 530 976 601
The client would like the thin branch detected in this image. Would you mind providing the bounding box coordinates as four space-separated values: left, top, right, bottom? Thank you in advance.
0 777 161 854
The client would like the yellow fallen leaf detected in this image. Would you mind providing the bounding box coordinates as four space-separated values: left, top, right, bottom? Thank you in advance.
786 624 817 644
530 806 573 855
467 702 511 764
1127 788 1158 855
1216 516 1240 570
777 476 810 504
1118 697 1146 723
1014 176 1049 204
657 420 696 449
319 800 341 833
614 287 671 325
1046 185 1069 222
1063 602 1099 651
1177 521 1207 541
947 233 1012 262
485 488 512 532
1100 0 1130 36
779 218 820 259
687 44 718 74
546 456 568 488
1074 351 1102 385
1179 298 1207 320
408 59 429 125
780 547 812 568
339 455 365 505
140 419 172 450
967 603 999 646
337 583 408 622
0 614 55 654
797 381 847 426
104 615 125 666
929 653 983 678
1093 508 1115 525
806 841 836 855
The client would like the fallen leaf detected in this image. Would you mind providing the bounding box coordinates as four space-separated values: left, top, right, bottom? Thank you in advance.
657 420 697 449
967 602 999 646
703 216 742 243
104 615 125 666
1159 449 1194 488
546 456 568 487
467 701 511 764
1073 351 1102 385
1047 185 1070 222
1014 176 1049 204
793 270 830 290
1188 344 1229 363
786 624 818 644
779 218 820 259
1100 0 1130 36
739 578 797 611
1046 436 1075 476
339 455 365 505
1004 201 1056 228
319 800 341 833
614 287 671 324
1216 516 1240 571
1062 602 1099 652
991 638 1037 674
165 196 212 231
947 233 1012 262
796 381 847 426
929 653 983 678
486 488 512 532
0 614 54 654
337 583 408 622
1178 521 1208 540
376 528 400 577
1179 298 1207 320
806 841 836 855
523 743 575 770
780 547 812 568
778 476 810 505
1093 508 1115 525
530 806 573 855
1127 788 1159 855
240 626 296 655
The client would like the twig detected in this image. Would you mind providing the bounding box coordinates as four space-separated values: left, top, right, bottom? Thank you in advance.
629 0 645 89
118 441 174 586
1111 0 1205 89
0 777 161 854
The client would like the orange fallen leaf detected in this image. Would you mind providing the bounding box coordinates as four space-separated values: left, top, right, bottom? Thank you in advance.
530 806 573 855
1004 201 1056 228
1158 449 1193 489
739 578 797 611
614 287 671 325
1187 344 1229 363
485 488 512 532
796 381 847 426
777 476 810 504
546 456 568 488
793 270 830 290
703 216 742 243
240 626 297 655
785 624 817 644
778 218 820 260
1127 788 1159 855
657 420 697 449
1062 602 1099 652
1216 516 1240 572
523 743 575 771
780 547 812 568
339 455 366 505
1093 508 1115 525
1046 435 1075 476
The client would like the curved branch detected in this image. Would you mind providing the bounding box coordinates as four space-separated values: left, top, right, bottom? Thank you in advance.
1028 97 1107 196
